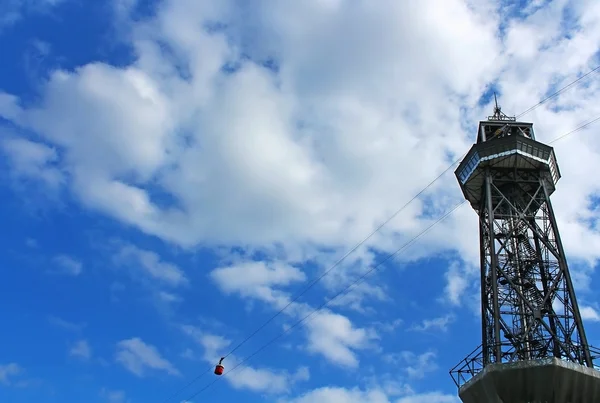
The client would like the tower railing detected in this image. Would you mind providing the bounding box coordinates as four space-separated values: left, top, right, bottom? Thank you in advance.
450 344 485 387
449 341 600 388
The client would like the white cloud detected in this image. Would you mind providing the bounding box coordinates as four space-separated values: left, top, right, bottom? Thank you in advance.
209 260 378 368
70 339 92 360
0 0 598 284
52 254 83 276
282 386 390 403
374 319 403 333
304 310 377 368
382 351 438 380
210 260 305 308
47 315 85 332
410 315 454 333
402 351 438 380
0 93 21 121
156 290 181 303
0 0 494 260
180 348 195 360
396 392 460 403
2 0 600 399
0 2 597 316
0 0 69 31
181 326 309 394
114 245 187 287
280 385 459 403
229 365 309 395
115 337 179 377
316 251 389 313
100 388 128 403
580 305 600 322
0 363 22 386
25 238 37 248
0 136 64 189
443 261 471 306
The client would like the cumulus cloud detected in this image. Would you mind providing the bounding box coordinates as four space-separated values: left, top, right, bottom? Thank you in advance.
115 337 179 377
209 260 378 368
0 136 64 189
0 0 68 31
111 244 188 309
443 262 469 306
181 325 309 394
282 386 390 403
210 260 305 307
70 339 92 360
114 244 188 287
0 363 22 386
0 0 492 261
580 305 600 322
410 315 455 333
304 310 378 368
382 351 439 380
2 0 600 399
0 0 597 313
52 254 83 276
100 388 128 403
47 315 85 332
396 392 460 403
280 385 459 403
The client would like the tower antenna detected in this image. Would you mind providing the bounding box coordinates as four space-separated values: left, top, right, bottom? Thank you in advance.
488 92 516 121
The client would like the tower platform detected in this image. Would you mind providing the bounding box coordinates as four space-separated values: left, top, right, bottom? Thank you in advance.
459 357 600 403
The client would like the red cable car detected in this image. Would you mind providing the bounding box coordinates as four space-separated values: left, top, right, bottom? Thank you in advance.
214 357 225 376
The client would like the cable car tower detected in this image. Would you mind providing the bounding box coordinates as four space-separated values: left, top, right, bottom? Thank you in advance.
450 95 600 402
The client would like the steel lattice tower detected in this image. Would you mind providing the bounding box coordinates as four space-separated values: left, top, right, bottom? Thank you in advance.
450 98 600 403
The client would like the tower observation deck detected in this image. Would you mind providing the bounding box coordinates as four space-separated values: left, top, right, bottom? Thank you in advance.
449 98 600 402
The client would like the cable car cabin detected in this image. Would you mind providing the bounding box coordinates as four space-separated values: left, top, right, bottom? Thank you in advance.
214 364 224 375
214 357 225 376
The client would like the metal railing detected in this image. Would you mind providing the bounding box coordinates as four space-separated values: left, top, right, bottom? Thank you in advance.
450 342 600 388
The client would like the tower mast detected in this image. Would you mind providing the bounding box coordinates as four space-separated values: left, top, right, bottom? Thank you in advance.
450 97 600 402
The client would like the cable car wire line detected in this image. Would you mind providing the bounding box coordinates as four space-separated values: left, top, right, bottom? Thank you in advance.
158 159 460 403
158 367 213 403
516 64 600 120
158 67 600 403
222 162 455 360
179 113 600 402
181 200 467 403
548 115 600 144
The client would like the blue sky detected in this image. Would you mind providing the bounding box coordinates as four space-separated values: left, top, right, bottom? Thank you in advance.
1 1 600 403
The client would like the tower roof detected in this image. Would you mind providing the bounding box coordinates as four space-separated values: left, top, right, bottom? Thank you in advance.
455 130 560 211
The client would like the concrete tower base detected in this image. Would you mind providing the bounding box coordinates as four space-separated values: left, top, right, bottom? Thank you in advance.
459 358 600 403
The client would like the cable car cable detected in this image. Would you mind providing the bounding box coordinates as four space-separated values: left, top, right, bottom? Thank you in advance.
222 168 452 359
173 114 600 403
180 113 600 402
181 200 467 402
548 115 600 145
158 366 213 403
158 66 600 403
158 160 461 403
516 64 600 119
